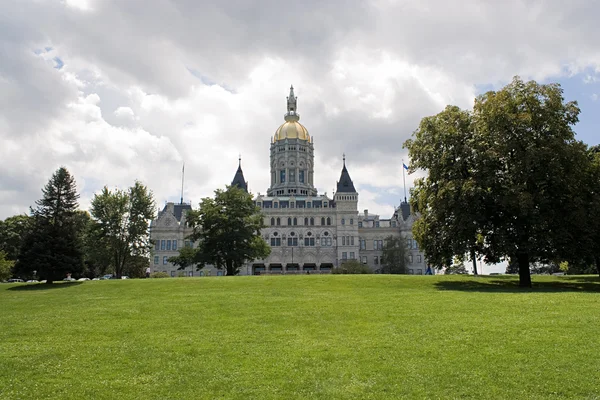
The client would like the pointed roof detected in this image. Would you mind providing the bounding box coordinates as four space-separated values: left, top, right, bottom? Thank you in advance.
336 154 356 193
231 156 248 192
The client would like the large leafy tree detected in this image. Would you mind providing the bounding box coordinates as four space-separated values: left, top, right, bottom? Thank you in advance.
381 235 410 274
90 181 155 279
15 167 85 283
406 77 587 287
406 105 485 274
0 214 32 261
183 185 270 276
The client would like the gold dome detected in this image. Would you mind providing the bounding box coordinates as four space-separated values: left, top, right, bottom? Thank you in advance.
274 120 310 142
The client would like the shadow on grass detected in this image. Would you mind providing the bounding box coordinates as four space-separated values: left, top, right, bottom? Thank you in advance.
435 275 600 293
7 281 84 291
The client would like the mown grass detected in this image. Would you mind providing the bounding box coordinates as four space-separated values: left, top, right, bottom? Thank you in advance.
1 275 599 399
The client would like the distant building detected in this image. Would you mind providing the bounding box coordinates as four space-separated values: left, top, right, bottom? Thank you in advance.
149 86 431 276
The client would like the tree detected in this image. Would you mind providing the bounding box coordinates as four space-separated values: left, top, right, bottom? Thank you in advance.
0 251 14 281
405 105 485 275
15 167 84 283
406 77 587 287
168 246 199 271
381 235 409 274
90 181 155 279
185 185 270 276
444 260 468 275
333 259 372 274
0 215 32 261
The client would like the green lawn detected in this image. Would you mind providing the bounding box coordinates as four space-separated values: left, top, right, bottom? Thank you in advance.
1 275 599 399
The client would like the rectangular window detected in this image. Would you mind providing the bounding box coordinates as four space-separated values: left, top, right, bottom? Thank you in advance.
280 170 286 183
350 252 355 259
299 170 305 183
172 240 177 250
161 240 165 250
342 252 347 260
350 219 354 225
351 236 355 246
392 221 397 227
291 202 295 208
307 202 311 208
361 256 367 264
375 221 380 228
417 255 422 263
358 221 362 228
154 256 159 265
184 240 190 248
341 219 345 225
373 240 377 250
166 240 171 251
378 240 383 250
271 238 276 246
287 238 298 246
290 170 295 183
170 271 176 277
342 236 346 246
409 255 413 263
374 256 379 265
154 241 159 251
163 256 168 265
276 238 281 246
360 239 366 250
304 238 315 246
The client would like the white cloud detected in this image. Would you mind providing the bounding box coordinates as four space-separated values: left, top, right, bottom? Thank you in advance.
2 0 600 219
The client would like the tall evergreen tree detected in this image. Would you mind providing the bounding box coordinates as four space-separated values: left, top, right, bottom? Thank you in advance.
15 167 84 283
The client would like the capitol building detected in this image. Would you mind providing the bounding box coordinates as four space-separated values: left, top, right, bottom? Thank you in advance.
150 86 430 276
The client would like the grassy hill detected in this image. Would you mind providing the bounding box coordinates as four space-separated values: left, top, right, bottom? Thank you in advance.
1 275 599 399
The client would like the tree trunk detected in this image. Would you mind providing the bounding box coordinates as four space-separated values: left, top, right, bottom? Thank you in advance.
517 252 532 288
595 256 600 278
471 248 478 275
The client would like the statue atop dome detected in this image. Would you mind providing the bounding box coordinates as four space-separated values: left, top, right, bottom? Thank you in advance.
285 85 300 123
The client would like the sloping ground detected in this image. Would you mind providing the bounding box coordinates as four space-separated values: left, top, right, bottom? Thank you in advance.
1 275 599 399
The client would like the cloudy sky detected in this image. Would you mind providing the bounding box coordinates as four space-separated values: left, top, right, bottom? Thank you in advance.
1 0 599 226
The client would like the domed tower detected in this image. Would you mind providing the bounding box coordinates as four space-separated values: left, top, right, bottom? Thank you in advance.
267 85 317 197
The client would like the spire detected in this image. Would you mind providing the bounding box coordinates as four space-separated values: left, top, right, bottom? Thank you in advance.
336 154 357 193
285 84 299 122
231 156 248 192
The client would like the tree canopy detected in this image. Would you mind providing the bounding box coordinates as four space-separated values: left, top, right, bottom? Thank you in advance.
381 235 409 274
90 181 155 278
0 215 32 261
183 185 270 276
15 167 85 283
405 77 588 287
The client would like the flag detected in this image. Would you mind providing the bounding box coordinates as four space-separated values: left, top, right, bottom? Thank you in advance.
403 163 409 171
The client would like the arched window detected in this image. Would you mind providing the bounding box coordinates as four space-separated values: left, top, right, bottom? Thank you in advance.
310 217 314 226
321 217 325 225
304 217 309 226
293 217 297 226
288 217 292 226
327 217 331 226
271 217 275 226
276 217 281 226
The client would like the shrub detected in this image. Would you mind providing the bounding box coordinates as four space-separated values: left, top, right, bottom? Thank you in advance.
150 271 169 278
333 260 372 274
0 251 14 281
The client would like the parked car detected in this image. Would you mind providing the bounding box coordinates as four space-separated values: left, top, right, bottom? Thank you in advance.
7 279 24 283
78 277 90 281
100 274 113 280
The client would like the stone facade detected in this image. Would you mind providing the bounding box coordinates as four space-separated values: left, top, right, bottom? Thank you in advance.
149 86 432 276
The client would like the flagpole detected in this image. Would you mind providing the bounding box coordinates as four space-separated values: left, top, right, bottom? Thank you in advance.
180 162 185 205
402 159 407 203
